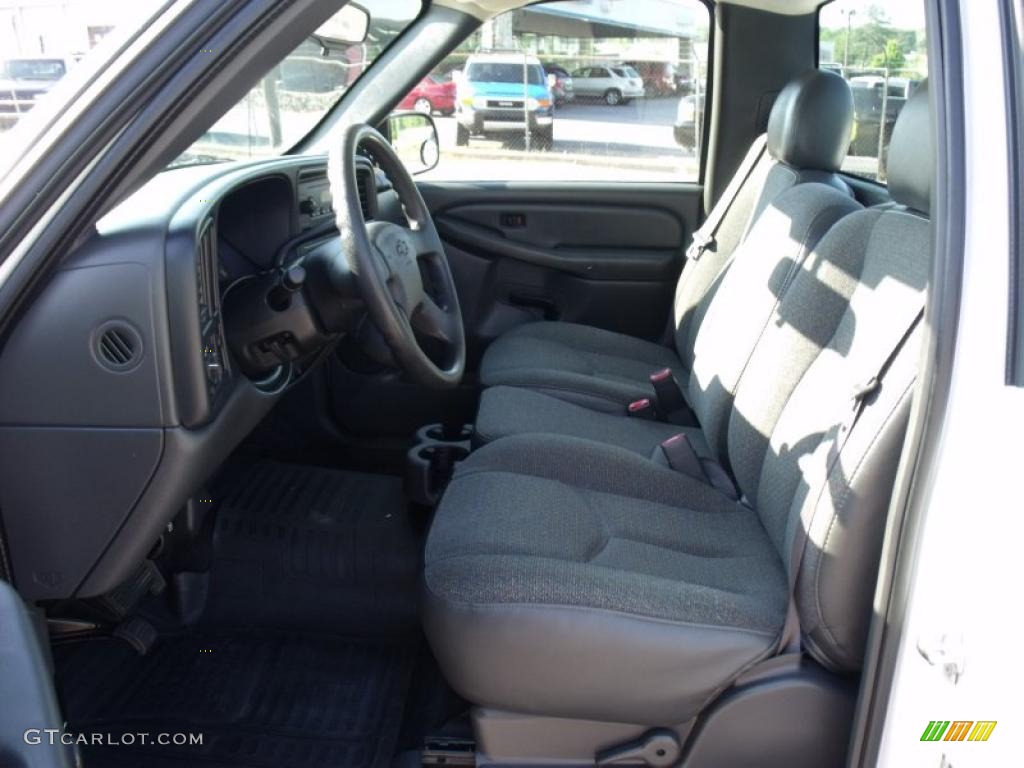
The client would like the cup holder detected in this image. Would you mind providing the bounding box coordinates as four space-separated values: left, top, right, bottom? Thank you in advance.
405 424 475 506
416 423 474 444
418 444 471 465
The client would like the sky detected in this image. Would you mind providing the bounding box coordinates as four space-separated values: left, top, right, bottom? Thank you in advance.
820 0 926 31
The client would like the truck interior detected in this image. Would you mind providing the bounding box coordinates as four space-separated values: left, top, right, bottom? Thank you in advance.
0 0 949 766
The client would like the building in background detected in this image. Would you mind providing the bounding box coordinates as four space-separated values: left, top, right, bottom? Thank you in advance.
0 0 147 59
457 0 706 95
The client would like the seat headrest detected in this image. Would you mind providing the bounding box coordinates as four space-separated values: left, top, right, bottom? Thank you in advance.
886 81 932 215
767 69 853 172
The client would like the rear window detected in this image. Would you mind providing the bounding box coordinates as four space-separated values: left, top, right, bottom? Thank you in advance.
466 62 546 85
818 0 928 183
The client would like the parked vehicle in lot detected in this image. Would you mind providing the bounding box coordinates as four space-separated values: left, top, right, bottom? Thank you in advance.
673 91 705 148
626 60 677 96
541 63 575 105
0 57 71 122
398 75 456 115
848 77 917 156
571 64 645 105
455 52 554 148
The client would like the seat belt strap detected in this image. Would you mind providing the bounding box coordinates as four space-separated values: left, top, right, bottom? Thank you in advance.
686 134 768 262
777 305 925 654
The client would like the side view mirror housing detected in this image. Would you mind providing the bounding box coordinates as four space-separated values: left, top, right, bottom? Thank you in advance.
313 4 369 45
382 111 440 175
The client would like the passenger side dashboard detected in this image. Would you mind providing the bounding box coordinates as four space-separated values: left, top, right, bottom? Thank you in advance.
0 154 381 602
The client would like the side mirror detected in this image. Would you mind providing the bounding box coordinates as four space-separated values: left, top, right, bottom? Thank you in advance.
547 73 557 88
314 4 369 45
385 111 440 175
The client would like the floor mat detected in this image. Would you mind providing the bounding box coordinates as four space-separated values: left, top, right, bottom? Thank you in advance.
203 461 421 635
56 630 416 768
55 461 425 768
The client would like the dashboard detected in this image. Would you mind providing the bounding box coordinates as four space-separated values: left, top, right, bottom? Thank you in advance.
0 153 394 602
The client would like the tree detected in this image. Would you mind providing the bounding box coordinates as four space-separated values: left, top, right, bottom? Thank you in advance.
870 38 906 70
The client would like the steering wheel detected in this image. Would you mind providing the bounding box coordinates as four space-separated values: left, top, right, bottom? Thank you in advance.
328 123 465 388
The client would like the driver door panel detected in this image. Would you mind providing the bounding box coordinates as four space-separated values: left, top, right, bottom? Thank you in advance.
419 181 701 368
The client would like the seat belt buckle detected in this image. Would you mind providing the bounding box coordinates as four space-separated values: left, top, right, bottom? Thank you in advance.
627 398 656 420
649 368 687 417
660 433 707 482
686 231 713 261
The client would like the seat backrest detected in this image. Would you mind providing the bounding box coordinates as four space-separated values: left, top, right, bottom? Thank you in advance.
725 82 933 670
685 182 863 461
673 69 855 376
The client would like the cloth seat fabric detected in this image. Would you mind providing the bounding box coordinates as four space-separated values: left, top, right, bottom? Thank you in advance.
423 84 933 726
479 69 855 412
474 320 687 414
475 385 710 458
477 180 864 456
423 434 788 725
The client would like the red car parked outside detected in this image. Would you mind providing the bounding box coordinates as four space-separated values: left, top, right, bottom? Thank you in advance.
397 75 456 115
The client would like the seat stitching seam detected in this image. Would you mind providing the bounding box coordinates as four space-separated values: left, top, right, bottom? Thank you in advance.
423 579 781 638
728 202 859 417
741 212 885 501
450 466 739 512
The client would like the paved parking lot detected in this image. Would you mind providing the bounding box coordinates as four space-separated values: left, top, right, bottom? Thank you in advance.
2 95 879 182
427 96 700 181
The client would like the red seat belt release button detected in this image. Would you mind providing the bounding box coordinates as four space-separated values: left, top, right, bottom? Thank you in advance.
628 398 656 420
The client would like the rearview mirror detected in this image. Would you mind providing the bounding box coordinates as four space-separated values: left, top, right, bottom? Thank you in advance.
385 112 440 175
314 4 369 45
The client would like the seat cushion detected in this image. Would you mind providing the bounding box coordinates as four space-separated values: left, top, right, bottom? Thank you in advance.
479 322 685 413
422 435 787 725
475 385 710 458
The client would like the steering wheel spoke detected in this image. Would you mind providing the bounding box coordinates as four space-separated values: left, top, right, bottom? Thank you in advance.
411 294 456 346
328 123 465 388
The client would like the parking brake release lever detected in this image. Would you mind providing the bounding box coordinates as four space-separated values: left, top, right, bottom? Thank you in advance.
595 729 681 768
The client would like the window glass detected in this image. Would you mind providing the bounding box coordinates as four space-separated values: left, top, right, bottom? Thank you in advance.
0 1 423 168
408 0 710 183
818 0 928 182
171 0 421 168
0 0 163 158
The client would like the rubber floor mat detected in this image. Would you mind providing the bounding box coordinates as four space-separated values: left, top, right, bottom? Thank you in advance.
204 461 420 635
55 630 416 768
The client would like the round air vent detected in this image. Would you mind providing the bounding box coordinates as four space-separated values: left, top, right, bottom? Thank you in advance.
94 322 143 372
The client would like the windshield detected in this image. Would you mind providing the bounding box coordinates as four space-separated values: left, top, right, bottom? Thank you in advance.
465 62 546 86
169 0 421 169
5 59 67 80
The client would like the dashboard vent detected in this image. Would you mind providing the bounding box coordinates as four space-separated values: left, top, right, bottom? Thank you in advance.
197 218 219 320
95 323 142 371
356 167 376 220
297 166 327 183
